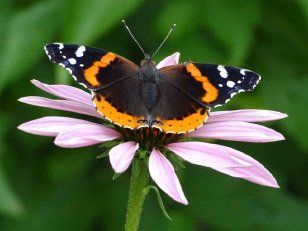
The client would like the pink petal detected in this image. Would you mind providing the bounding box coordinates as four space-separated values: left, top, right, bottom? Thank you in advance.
109 142 139 173
208 109 288 123
18 96 100 118
156 52 180 69
187 121 285 143
31 79 93 106
166 142 251 168
214 149 279 188
54 124 120 148
17 116 97 136
149 149 188 205
168 142 278 188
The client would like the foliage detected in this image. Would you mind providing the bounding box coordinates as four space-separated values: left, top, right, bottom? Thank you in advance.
0 0 307 230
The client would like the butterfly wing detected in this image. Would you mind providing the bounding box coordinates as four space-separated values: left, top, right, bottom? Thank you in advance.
159 62 261 108
149 80 210 134
44 43 139 90
45 43 147 129
93 78 148 129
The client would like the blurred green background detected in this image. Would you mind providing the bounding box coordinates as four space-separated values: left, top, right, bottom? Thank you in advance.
0 0 308 230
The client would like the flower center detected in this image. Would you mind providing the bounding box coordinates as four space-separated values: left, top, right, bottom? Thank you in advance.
115 126 182 150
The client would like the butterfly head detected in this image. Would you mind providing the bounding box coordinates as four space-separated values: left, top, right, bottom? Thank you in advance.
141 54 156 66
140 55 158 82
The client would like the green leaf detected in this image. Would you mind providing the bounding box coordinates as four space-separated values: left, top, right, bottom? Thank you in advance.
296 0 308 21
200 0 262 65
61 0 143 44
0 1 60 93
113 173 122 180
0 1 11 64
97 139 121 158
96 151 110 159
167 152 185 170
143 185 172 221
0 164 24 217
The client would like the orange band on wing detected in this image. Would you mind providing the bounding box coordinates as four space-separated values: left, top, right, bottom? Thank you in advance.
154 108 209 133
93 93 142 129
186 63 218 103
84 52 116 87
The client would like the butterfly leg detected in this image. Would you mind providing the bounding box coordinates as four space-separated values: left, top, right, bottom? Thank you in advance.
137 119 149 127
150 120 163 127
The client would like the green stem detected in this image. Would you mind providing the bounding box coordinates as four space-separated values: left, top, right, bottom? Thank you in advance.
125 158 149 231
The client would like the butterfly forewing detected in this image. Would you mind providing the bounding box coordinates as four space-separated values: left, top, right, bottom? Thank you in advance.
191 63 261 107
44 43 139 90
159 62 261 108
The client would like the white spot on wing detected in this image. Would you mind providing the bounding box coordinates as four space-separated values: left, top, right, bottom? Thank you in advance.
54 43 64 50
75 46 86 57
66 68 72 74
79 83 87 88
217 65 228 78
218 84 223 87
68 58 76 65
80 64 84 67
240 69 246 75
227 80 235 88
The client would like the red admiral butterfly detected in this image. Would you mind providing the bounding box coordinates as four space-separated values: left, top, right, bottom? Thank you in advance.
44 21 260 134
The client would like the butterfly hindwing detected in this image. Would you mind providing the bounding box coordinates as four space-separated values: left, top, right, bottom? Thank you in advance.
150 80 210 133
159 62 261 108
93 78 148 129
44 43 139 90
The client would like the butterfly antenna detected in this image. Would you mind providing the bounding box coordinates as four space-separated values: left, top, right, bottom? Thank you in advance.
152 24 176 57
122 20 146 56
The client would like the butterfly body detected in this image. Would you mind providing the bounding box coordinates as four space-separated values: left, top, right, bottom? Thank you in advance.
138 56 160 113
44 43 261 134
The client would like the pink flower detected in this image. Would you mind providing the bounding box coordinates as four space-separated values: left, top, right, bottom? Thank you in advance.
18 53 287 205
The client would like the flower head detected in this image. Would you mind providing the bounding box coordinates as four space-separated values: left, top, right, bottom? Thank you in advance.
18 53 287 204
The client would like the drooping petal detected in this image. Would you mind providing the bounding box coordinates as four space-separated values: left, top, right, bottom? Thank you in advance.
167 141 278 188
17 116 98 136
156 52 180 69
166 142 251 168
187 121 285 143
214 149 279 188
31 79 93 106
109 142 139 173
149 149 188 205
18 96 100 118
207 109 288 123
54 124 120 148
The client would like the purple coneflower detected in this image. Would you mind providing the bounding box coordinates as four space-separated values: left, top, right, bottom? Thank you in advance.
18 53 287 205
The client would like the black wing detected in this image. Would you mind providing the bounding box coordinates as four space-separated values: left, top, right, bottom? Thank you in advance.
158 62 261 108
149 79 209 134
44 43 139 90
93 78 148 129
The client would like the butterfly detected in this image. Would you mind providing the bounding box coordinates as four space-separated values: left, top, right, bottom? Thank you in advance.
44 24 260 134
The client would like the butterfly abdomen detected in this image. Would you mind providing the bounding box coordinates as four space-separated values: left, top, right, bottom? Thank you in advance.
141 82 159 111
